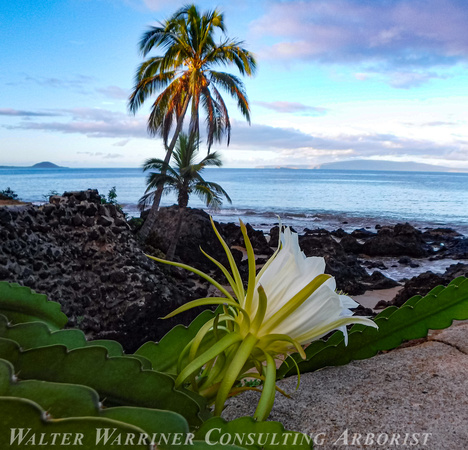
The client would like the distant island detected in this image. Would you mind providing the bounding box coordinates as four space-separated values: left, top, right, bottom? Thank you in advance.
0 161 65 169
257 159 466 173
31 161 63 168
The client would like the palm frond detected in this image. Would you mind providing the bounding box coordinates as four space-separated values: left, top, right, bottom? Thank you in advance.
199 151 224 168
200 86 227 151
144 172 179 193
142 157 166 171
210 84 231 146
128 69 176 114
192 181 231 209
209 71 250 123
144 76 190 138
200 180 232 204
204 40 257 76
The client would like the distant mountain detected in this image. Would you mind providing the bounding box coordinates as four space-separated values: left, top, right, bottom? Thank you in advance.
313 160 456 172
31 161 63 168
257 159 464 172
0 161 65 169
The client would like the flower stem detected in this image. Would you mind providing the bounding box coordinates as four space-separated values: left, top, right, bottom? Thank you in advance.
214 333 258 416
175 332 243 388
253 351 277 421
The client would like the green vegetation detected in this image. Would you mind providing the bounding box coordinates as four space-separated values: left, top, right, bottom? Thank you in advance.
0 281 312 449
100 186 119 205
140 133 231 259
129 4 256 239
240 379 262 388
100 186 128 219
0 273 467 447
42 189 60 201
0 187 20 201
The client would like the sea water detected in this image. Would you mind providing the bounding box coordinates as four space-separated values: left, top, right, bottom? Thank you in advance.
1 167 467 234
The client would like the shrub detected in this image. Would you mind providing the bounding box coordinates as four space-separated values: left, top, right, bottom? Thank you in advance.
0 187 19 201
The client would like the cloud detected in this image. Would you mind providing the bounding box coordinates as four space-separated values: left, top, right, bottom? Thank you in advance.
230 121 317 149
121 0 186 12
77 152 104 156
6 75 130 100
229 121 466 162
255 101 328 115
353 69 448 88
7 74 95 94
4 106 465 163
77 151 123 159
253 0 468 69
113 139 131 147
404 120 460 127
0 108 60 117
141 0 174 10
387 71 448 88
4 108 149 139
97 85 130 100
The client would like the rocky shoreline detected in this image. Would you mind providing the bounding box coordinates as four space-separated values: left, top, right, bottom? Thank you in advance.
0 190 467 351
149 205 468 302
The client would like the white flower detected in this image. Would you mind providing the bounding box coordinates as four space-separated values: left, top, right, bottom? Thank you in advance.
148 219 378 420
251 227 377 350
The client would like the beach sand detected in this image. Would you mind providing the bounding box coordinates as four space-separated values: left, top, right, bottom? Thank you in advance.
354 286 403 310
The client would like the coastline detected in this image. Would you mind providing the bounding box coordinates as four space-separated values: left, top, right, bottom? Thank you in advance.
0 191 467 349
204 207 468 236
5 197 468 286
205 208 468 287
2 167 467 236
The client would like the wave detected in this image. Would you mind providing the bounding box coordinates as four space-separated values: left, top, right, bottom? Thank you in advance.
121 202 467 235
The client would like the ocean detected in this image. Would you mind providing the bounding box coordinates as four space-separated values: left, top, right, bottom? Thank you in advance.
1 167 467 235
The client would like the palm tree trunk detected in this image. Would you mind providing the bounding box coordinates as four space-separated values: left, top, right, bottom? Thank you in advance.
138 96 191 241
166 205 186 260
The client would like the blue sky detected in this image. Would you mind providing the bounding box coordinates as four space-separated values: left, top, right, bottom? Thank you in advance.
1 0 468 169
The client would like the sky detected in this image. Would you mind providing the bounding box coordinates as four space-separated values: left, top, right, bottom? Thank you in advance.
1 0 468 169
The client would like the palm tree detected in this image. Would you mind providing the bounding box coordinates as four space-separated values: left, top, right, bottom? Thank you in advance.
129 4 256 240
139 133 231 260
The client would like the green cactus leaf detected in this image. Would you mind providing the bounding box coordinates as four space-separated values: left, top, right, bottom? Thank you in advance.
0 339 208 427
167 444 246 450
0 397 151 449
0 357 100 417
194 416 313 450
0 361 243 449
102 408 243 449
278 277 468 378
101 407 188 436
0 359 13 393
87 339 125 357
0 282 67 330
135 309 216 374
0 315 155 368
10 380 100 418
0 315 86 349
0 360 192 437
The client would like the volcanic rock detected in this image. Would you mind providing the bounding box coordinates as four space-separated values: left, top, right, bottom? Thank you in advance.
379 263 468 308
0 191 207 352
299 233 373 295
361 223 432 257
146 206 238 273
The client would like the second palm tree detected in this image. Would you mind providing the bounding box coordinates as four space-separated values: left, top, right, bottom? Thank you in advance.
140 133 231 260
